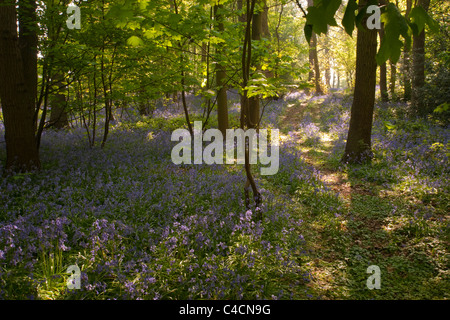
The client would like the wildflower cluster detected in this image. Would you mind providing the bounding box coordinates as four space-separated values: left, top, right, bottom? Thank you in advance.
0 121 307 299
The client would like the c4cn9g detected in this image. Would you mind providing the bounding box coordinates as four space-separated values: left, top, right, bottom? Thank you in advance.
223 305 271 315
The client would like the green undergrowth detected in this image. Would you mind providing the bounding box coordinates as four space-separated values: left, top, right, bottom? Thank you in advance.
265 93 449 299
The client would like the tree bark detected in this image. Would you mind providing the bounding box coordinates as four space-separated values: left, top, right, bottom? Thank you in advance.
248 0 262 128
342 0 378 164
201 42 207 63
0 0 40 172
241 0 261 214
402 0 412 101
379 24 389 101
389 60 397 101
380 62 388 101
49 72 69 129
307 0 323 95
411 0 430 116
18 0 38 131
214 3 229 136
324 35 331 90
260 0 274 79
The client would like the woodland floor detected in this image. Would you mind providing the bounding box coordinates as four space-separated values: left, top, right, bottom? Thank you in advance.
275 93 449 299
0 91 448 300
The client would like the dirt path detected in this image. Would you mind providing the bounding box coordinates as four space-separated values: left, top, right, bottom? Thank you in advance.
278 98 354 200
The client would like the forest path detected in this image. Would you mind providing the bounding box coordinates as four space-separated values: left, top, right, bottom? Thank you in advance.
278 94 357 200
276 93 386 299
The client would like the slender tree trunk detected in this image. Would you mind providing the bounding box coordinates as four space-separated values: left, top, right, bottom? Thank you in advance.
308 41 314 83
307 0 323 95
402 0 412 101
248 0 262 128
389 60 397 101
214 3 229 136
325 68 330 89
100 49 110 149
260 0 274 79
180 50 193 137
201 42 207 63
402 52 412 100
411 0 430 116
237 0 247 126
241 0 261 214
342 0 378 164
0 0 40 172
92 62 98 146
324 35 331 90
380 61 388 101
274 4 283 79
379 23 389 101
311 33 323 94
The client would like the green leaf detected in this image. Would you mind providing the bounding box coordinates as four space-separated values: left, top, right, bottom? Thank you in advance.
354 3 367 29
304 24 313 44
383 121 396 131
144 28 163 39
342 0 358 36
106 4 134 22
377 36 403 65
376 3 411 65
426 14 440 33
409 6 439 35
433 102 449 113
306 0 341 36
168 13 182 24
409 6 428 35
127 36 144 47
324 0 342 24
306 6 329 35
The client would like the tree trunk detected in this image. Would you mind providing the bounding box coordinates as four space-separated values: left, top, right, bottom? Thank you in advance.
241 0 261 214
402 0 412 101
342 0 378 164
306 0 323 95
274 4 283 80
49 72 69 129
324 35 331 90
215 3 229 136
260 0 274 79
311 34 323 94
379 25 389 101
0 0 40 172
201 42 207 63
18 0 38 132
389 60 397 101
248 0 262 128
237 0 246 23
411 0 430 116
261 0 270 38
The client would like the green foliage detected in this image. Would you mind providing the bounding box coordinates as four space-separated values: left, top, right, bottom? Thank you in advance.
245 72 278 99
433 102 449 114
304 0 439 66
376 3 410 65
342 0 358 36
408 6 439 35
304 0 341 42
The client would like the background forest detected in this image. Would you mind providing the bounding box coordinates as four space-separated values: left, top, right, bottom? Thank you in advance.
0 0 448 300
